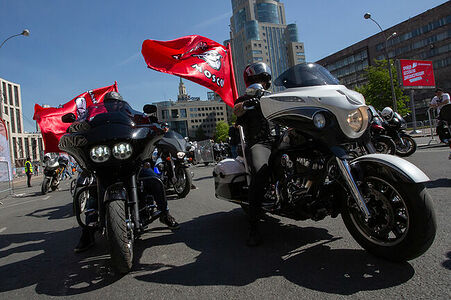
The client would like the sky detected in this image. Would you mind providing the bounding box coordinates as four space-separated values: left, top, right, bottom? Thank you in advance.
0 0 448 132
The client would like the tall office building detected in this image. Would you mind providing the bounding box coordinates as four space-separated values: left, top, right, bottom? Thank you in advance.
228 0 306 95
0 77 44 168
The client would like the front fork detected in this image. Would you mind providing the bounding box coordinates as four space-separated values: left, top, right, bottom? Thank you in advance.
336 158 371 220
128 174 141 231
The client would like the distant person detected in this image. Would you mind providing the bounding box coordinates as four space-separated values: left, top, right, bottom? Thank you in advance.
430 88 450 143
34 164 39 176
25 157 33 187
228 123 240 158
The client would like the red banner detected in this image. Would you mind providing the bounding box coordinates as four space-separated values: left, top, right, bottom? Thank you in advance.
399 59 435 88
141 35 238 107
33 82 118 153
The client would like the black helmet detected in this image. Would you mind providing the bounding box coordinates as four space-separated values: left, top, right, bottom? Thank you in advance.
243 62 272 89
104 91 123 102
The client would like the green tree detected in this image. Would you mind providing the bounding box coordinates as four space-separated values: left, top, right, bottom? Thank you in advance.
355 59 410 116
228 113 237 125
214 121 229 142
195 127 206 140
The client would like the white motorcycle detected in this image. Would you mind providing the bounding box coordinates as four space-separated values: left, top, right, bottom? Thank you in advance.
214 63 436 262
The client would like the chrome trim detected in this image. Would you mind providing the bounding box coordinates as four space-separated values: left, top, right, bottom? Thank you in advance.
336 158 371 219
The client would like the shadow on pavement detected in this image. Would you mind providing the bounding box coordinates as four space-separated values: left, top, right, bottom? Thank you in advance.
426 178 451 189
0 228 120 296
25 202 73 220
132 210 415 295
193 175 213 182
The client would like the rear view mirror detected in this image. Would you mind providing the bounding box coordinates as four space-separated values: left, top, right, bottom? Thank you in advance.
245 83 265 97
143 104 157 114
61 113 76 123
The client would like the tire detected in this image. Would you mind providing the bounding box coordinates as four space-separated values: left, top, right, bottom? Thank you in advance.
395 135 417 157
373 136 396 155
41 178 50 195
70 179 77 196
105 200 133 274
342 174 436 262
173 167 192 198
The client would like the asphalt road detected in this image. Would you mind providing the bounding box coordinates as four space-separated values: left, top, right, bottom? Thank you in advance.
0 147 450 299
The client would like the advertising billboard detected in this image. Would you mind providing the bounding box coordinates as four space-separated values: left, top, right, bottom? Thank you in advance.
399 59 435 89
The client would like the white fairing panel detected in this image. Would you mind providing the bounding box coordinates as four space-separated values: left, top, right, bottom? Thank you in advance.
260 85 368 139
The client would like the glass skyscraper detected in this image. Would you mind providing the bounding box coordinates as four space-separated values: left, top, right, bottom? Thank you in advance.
228 0 306 94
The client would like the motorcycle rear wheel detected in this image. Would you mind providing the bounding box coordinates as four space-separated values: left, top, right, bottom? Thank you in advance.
395 135 417 157
105 200 133 274
342 175 436 261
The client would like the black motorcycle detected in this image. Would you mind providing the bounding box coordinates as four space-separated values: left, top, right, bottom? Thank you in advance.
368 106 396 154
346 106 395 158
214 63 436 262
154 130 192 198
382 112 417 157
41 156 64 194
59 100 167 273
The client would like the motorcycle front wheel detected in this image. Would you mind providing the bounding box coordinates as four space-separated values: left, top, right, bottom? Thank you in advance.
342 175 436 261
173 166 192 198
41 178 50 195
395 135 417 157
105 200 133 274
373 136 396 155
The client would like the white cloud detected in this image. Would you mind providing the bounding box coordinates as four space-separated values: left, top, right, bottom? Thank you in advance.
115 53 140 67
191 12 230 30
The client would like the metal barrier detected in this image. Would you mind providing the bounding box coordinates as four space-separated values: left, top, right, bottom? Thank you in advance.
427 108 440 146
194 140 214 164
0 161 12 200
407 121 426 136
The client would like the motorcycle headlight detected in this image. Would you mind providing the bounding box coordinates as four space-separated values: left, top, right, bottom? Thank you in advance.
177 151 186 159
112 143 133 160
313 112 326 129
90 146 111 163
347 109 364 132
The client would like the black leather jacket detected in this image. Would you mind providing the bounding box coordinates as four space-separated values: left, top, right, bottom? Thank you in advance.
235 94 271 147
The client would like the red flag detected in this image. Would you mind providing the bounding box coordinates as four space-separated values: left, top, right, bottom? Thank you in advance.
33 82 118 153
141 35 238 107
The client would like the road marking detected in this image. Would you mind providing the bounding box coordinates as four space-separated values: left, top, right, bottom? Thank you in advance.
417 148 449 153
1 195 52 209
0 227 6 233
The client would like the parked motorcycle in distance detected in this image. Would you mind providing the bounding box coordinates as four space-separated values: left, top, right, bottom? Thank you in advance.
154 130 192 198
214 63 436 262
380 107 417 157
368 106 396 154
41 155 63 194
59 100 169 274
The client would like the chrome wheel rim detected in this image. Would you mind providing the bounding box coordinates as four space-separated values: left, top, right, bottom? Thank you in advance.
349 176 409 246
174 169 186 193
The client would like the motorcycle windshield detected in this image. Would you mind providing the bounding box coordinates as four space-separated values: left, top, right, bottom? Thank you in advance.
159 130 187 152
85 100 140 124
274 63 340 89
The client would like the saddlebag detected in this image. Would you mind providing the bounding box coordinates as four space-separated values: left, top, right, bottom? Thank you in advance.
213 158 248 202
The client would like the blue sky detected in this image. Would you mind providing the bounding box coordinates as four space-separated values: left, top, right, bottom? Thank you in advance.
0 0 448 131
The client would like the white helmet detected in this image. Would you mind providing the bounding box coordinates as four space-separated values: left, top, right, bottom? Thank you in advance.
381 107 394 120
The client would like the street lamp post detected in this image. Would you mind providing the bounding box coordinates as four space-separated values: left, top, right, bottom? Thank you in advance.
364 13 398 112
0 29 30 49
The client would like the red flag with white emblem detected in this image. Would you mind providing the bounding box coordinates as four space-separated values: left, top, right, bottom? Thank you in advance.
141 35 238 107
33 82 118 153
